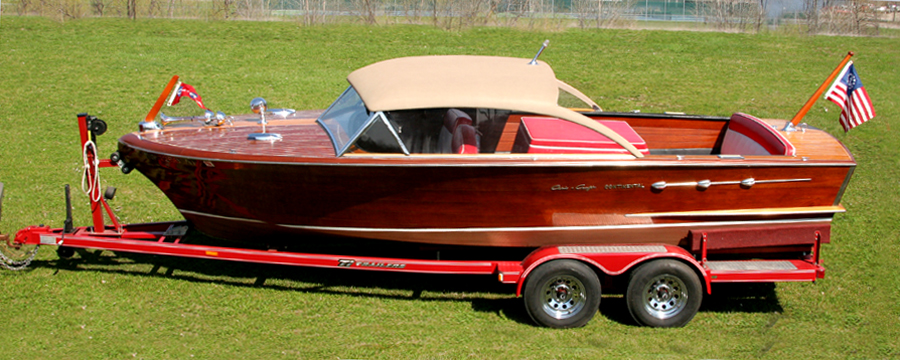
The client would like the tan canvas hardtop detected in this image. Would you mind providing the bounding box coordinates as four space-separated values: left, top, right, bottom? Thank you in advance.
346 55 643 157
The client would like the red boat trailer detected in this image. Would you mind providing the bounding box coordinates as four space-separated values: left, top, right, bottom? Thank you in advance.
0 113 827 328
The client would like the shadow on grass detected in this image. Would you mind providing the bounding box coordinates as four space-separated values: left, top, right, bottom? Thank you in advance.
700 283 784 314
38 247 535 325
594 283 784 326
36 246 784 327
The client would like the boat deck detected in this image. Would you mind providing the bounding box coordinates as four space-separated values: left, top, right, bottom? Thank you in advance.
131 110 337 159
125 111 854 164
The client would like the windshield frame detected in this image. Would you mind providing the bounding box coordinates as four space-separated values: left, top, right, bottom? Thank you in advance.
317 86 410 157
316 86 373 156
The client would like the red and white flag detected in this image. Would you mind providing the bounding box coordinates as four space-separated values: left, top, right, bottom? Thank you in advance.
825 61 875 132
171 83 208 110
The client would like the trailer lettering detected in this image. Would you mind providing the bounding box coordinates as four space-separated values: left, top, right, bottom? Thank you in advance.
358 261 406 269
337 259 406 269
337 259 355 267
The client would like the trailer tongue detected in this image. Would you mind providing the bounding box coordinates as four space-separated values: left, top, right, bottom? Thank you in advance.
0 113 828 328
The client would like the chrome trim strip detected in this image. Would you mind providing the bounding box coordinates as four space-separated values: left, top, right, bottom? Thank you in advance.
651 178 811 190
178 209 832 233
834 166 855 206
626 206 845 217
717 154 744 160
123 142 855 169
376 112 410 156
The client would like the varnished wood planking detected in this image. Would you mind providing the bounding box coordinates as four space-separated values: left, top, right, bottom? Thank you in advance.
145 121 335 158
496 114 524 153
593 115 728 150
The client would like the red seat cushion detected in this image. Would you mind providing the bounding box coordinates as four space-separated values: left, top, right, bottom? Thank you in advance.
443 108 473 133
452 124 479 154
721 113 795 156
517 117 649 155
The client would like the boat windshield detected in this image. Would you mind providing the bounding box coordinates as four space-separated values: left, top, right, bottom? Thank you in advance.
317 86 373 155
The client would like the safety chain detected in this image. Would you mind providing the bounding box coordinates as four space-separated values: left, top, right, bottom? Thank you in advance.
0 234 40 271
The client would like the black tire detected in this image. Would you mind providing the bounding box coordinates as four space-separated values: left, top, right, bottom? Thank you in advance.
89 118 107 136
626 259 702 328
56 246 75 259
103 186 117 201
523 260 601 328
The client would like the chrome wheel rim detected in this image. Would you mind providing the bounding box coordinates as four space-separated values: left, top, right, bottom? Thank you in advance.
540 275 587 320
641 274 688 319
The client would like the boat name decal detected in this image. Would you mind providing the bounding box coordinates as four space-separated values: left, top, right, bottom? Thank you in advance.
337 259 406 269
551 184 598 192
604 183 645 190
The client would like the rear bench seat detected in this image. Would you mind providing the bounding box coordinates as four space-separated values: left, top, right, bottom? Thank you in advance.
439 109 480 154
512 117 650 155
720 113 796 156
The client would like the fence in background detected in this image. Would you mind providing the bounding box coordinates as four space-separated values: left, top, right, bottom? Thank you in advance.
1 0 890 35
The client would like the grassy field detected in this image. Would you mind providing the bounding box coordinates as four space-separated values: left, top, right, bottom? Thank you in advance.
1 16 898 359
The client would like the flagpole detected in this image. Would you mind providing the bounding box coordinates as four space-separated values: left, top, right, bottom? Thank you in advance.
783 52 854 131
145 75 181 123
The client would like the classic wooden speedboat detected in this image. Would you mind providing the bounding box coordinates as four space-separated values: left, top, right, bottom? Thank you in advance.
116 55 855 254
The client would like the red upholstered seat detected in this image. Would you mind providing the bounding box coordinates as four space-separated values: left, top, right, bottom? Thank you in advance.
514 117 649 155
721 113 795 156
440 109 478 154
452 124 480 154
444 108 473 132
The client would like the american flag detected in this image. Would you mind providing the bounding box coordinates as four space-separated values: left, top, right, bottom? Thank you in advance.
825 61 874 132
171 83 208 110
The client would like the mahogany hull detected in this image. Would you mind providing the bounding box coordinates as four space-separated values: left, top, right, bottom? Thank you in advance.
118 132 853 250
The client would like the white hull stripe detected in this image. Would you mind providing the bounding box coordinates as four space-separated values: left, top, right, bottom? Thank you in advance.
179 209 832 233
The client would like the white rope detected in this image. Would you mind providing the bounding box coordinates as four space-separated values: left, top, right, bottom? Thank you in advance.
81 140 102 203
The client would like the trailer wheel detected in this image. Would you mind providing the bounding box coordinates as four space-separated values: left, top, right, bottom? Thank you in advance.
523 260 600 328
56 246 75 259
626 259 702 328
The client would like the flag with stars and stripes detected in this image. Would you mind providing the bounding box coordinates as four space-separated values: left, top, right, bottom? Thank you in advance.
825 61 875 132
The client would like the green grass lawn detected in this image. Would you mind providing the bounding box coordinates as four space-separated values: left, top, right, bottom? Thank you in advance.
1 17 898 359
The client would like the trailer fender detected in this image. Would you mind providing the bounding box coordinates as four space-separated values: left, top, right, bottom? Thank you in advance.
515 245 710 297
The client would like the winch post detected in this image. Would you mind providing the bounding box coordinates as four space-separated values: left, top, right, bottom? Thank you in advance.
77 113 118 233
78 113 105 232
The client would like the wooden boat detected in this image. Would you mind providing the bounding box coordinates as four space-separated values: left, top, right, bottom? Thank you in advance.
116 55 855 254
